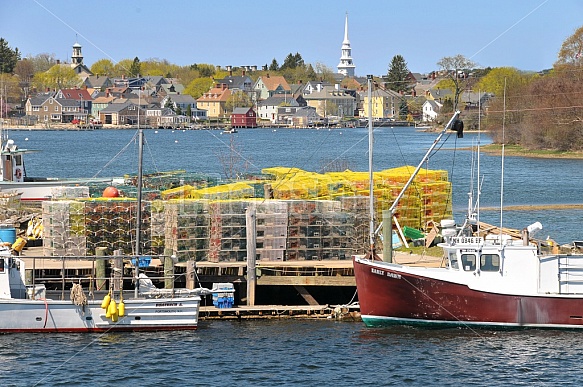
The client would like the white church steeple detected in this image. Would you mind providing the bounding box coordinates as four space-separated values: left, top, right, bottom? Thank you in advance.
337 13 356 77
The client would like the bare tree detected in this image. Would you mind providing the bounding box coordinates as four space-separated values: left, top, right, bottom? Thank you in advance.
437 54 477 110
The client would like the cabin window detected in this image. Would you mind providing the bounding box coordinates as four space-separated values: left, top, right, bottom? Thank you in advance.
461 254 476 271
0 258 4 272
447 252 459 270
480 254 500 272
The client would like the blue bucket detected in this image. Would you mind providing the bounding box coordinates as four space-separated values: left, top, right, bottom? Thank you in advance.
0 228 16 244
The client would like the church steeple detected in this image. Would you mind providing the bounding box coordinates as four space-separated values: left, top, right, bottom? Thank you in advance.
337 13 356 77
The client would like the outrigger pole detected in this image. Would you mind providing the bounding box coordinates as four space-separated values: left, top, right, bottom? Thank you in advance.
381 110 462 262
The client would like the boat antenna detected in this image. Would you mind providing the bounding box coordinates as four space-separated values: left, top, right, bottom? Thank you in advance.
499 79 507 240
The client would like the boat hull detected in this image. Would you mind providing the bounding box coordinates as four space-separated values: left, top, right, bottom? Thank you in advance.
0 178 113 201
353 257 583 329
0 297 201 333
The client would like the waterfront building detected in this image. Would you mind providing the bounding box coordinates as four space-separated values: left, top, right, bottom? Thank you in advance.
304 85 357 118
197 84 232 118
253 75 291 100
231 107 257 128
337 14 356 77
361 87 403 119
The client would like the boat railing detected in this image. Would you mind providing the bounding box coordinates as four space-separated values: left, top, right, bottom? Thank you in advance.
18 254 195 301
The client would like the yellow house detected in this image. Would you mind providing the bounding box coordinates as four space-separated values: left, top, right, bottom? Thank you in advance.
196 84 232 118
361 88 403 119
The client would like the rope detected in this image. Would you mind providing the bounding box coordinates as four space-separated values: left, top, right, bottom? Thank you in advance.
70 283 88 307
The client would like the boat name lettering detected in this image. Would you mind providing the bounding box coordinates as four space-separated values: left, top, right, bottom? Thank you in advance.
451 237 483 244
156 310 179 313
371 268 401 279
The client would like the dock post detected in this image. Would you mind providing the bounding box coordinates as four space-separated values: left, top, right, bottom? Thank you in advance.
383 210 393 263
113 249 123 291
95 247 107 291
164 247 174 289
186 260 196 289
246 204 257 306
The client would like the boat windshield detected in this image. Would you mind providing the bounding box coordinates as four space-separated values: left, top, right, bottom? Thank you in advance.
461 253 476 271
480 254 500 272
448 252 459 270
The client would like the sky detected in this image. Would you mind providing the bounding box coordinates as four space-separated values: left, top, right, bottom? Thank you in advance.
1 0 582 76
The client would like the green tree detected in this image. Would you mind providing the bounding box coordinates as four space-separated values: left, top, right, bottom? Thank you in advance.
184 77 213 99
129 57 141 77
186 104 192 120
475 67 533 97
437 54 477 110
165 97 175 112
268 58 279 71
190 63 215 78
90 59 115 76
226 90 253 112
176 105 182 115
33 64 80 90
281 52 304 70
0 38 20 73
113 59 134 77
386 55 411 93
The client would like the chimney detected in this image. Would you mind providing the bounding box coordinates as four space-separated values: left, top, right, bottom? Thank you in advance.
266 73 270 78
242 69 246 76
412 89 417 97
56 59 60 65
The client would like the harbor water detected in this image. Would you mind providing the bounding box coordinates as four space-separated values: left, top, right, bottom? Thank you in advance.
4 126 583 386
4 320 583 386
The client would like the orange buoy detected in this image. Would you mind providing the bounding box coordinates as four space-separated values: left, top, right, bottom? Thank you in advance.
102 186 120 198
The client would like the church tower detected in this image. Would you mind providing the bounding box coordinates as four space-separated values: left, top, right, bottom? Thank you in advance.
71 42 83 65
337 13 356 77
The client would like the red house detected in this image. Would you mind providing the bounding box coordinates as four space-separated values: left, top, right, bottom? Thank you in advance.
231 107 257 128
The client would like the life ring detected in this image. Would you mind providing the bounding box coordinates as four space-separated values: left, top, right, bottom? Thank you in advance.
15 168 22 179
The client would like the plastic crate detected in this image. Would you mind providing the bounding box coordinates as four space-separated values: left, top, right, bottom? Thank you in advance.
131 256 152 267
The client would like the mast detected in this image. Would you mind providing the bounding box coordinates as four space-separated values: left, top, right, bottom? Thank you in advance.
134 101 143 297
367 75 375 255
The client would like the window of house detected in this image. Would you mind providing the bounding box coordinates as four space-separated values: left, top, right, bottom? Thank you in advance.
44 106 48 111
480 254 500 272
461 254 476 271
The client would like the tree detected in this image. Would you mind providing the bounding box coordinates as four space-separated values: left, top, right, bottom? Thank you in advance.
281 52 304 70
436 54 477 110
165 97 175 112
90 59 115 76
14 59 34 101
268 58 279 71
475 67 533 98
184 77 213 99
129 57 141 77
186 104 192 120
226 91 253 112
27 53 57 73
0 38 20 73
190 63 215 78
113 59 134 77
386 55 411 93
555 25 583 66
33 64 79 90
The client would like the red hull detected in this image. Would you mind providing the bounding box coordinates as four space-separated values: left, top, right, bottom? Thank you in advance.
353 257 583 329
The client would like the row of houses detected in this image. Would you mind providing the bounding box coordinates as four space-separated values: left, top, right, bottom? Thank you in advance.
22 48 490 127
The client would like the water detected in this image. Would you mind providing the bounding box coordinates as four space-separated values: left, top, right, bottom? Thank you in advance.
3 320 582 386
5 127 583 386
9 126 583 244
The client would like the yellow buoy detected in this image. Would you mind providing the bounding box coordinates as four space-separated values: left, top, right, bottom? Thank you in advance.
118 299 125 317
101 293 111 309
108 299 117 317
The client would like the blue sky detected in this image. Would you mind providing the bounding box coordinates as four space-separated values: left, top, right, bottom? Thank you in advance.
1 0 582 76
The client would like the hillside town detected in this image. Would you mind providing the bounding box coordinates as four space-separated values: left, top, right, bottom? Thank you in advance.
1 16 491 130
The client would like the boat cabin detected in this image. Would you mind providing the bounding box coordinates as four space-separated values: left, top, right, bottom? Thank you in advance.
440 234 583 295
1 139 27 182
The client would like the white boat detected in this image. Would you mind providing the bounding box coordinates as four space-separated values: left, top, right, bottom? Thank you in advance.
0 138 113 201
0 130 211 333
353 76 583 329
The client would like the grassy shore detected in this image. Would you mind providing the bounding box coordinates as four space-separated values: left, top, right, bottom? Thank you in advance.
480 144 583 159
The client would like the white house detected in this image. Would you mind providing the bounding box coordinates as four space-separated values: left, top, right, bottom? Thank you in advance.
422 100 443 122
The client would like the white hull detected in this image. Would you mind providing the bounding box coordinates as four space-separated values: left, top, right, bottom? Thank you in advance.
0 178 113 200
0 296 201 333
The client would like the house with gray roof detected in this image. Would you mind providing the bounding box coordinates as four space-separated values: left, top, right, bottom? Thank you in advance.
99 101 146 126
257 95 300 123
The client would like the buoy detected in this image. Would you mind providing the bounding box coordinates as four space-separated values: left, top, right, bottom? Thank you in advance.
118 298 125 317
102 186 120 198
108 299 117 320
101 293 111 309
